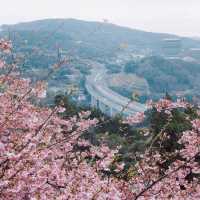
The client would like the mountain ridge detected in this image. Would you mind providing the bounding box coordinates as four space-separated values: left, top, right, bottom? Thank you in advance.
0 18 179 37
2 18 199 55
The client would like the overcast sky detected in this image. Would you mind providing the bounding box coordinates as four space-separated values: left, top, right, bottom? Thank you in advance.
0 0 200 37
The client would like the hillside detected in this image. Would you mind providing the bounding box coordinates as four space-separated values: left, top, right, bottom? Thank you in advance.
1 19 200 104
1 18 200 59
1 26 200 199
124 56 200 100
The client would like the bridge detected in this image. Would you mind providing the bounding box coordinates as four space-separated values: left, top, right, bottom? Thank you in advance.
85 65 147 117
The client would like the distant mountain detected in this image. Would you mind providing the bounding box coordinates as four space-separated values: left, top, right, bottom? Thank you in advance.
1 19 200 103
1 18 200 59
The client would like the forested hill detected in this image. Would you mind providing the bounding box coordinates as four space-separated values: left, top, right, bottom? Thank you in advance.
124 56 200 98
1 18 200 58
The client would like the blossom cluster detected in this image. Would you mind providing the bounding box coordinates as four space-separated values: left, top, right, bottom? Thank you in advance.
1 39 200 200
0 40 128 200
123 112 145 125
148 99 188 112
0 39 12 53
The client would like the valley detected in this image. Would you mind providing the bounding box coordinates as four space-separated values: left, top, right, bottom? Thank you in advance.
1 19 200 112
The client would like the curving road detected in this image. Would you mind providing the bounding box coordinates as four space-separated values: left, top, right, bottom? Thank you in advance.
85 62 147 116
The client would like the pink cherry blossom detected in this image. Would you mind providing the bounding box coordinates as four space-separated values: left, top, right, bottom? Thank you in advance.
0 38 12 53
123 112 145 125
0 59 5 68
1 38 200 200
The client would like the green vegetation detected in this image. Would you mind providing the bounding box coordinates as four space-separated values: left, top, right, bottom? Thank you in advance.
2 19 200 60
124 56 200 99
2 19 200 104
56 94 199 176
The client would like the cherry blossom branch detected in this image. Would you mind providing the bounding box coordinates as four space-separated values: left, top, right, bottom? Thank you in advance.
134 151 200 200
46 179 66 189
18 107 58 153
147 118 171 152
0 88 33 130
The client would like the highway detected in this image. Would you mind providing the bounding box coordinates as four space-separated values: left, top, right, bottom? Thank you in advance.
85 62 147 116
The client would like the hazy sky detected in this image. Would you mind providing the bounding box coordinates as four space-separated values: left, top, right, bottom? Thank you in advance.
1 0 200 37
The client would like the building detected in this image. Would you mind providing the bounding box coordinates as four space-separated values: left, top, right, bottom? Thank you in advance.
162 38 182 58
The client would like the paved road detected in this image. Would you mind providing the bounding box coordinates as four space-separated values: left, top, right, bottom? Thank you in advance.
85 62 147 116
